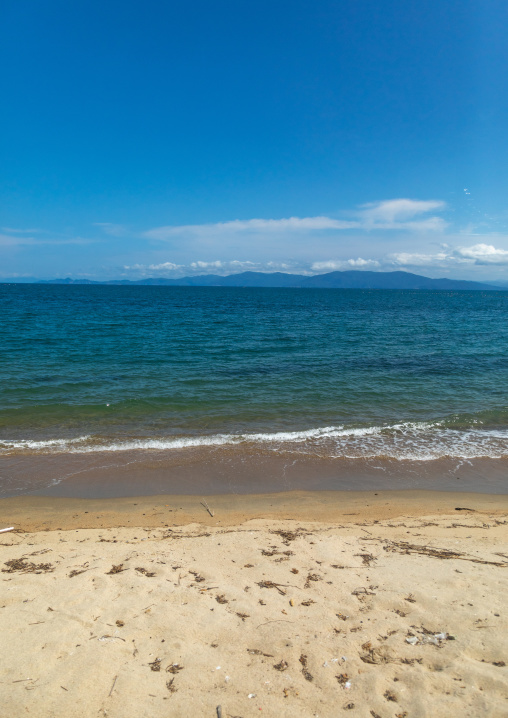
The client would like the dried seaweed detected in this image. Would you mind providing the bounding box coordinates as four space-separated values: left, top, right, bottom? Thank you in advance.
382 540 508 566
299 654 313 681
352 586 376 596
216 594 228 604
166 663 184 674
355 553 377 566
274 660 288 671
3 558 54 574
106 564 127 574
68 569 88 578
304 573 321 588
148 658 161 671
166 678 177 693
135 567 156 577
256 580 288 596
271 529 309 544
360 646 422 666
236 612 250 621
247 649 274 657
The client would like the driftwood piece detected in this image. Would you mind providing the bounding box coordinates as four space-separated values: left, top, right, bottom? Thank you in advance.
201 500 214 517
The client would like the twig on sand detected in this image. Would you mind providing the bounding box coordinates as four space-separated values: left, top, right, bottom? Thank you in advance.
201 500 214 518
108 675 118 697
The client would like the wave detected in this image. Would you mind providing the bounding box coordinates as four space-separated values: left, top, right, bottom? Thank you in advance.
1 419 508 460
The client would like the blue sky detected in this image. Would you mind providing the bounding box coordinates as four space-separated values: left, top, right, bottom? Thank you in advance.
1 0 507 280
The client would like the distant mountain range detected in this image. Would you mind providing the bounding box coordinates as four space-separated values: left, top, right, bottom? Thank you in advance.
1 270 504 290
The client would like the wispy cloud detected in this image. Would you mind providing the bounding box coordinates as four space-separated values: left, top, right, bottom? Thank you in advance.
143 198 447 240
93 222 127 237
390 242 508 268
312 258 380 271
124 258 306 277
0 232 96 248
1 227 45 234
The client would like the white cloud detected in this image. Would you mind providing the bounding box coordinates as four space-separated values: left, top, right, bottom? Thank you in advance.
312 258 380 271
389 251 452 267
389 242 508 268
143 199 447 241
360 199 445 223
190 260 224 269
454 243 508 264
124 261 183 272
144 216 357 240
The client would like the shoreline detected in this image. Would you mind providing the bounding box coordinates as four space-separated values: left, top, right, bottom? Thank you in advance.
2 451 508 500
2 488 508 532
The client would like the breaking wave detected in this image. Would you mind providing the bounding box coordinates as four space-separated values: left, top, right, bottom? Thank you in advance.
1 420 508 461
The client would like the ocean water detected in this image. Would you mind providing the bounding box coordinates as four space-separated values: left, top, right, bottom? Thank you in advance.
1 284 507 496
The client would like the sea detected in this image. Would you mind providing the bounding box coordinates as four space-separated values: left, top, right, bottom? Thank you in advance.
1 284 507 498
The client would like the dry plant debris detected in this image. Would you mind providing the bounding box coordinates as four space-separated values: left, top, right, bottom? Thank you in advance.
355 553 377 566
247 649 274 657
135 567 155 577
148 658 161 671
215 594 228 604
304 573 321 588
273 660 288 671
106 564 126 574
256 580 288 595
299 654 313 681
68 569 88 578
166 663 184 674
381 540 508 566
271 529 309 544
3 558 54 574
166 678 177 693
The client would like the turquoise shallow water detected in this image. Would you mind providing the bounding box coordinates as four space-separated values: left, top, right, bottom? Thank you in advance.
1 284 508 471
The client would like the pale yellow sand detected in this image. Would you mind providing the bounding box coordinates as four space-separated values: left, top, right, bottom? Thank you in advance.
1 495 507 717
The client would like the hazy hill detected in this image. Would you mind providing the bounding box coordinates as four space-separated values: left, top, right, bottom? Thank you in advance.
30 269 500 290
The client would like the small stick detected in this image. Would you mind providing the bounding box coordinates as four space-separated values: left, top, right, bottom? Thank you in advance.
0 527 14 534
201 500 214 517
108 675 118 697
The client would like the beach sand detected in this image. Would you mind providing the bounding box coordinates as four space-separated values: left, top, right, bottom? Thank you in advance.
1 490 507 717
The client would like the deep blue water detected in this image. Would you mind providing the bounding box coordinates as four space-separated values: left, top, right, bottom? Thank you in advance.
1 284 508 462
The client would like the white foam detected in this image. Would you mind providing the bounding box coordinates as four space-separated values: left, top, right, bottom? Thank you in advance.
1 422 507 460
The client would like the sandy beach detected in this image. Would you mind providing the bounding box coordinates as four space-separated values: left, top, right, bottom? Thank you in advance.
1 490 507 717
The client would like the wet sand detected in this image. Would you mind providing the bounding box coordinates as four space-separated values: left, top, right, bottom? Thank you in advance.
1 490 508 717
1 488 508 532
2 450 508 499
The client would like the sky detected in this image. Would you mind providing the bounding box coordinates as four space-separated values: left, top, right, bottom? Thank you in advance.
1 0 508 281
